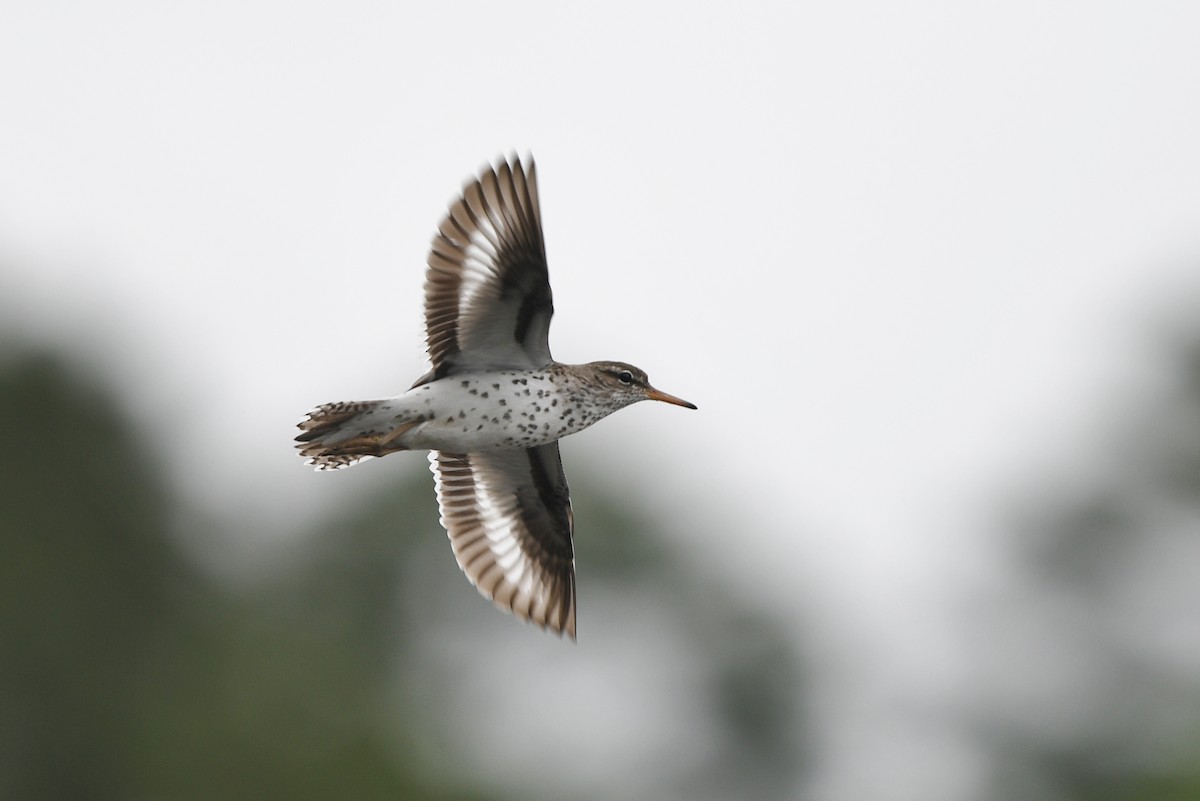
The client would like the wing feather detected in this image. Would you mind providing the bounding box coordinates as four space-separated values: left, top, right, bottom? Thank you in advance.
419 156 554 384
428 446 576 638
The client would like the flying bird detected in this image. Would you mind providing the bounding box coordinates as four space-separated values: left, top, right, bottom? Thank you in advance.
295 156 695 638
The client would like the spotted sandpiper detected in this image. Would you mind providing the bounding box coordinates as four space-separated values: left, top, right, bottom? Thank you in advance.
295 156 695 638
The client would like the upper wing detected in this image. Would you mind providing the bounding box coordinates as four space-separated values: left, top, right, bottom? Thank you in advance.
421 157 553 381
428 445 576 638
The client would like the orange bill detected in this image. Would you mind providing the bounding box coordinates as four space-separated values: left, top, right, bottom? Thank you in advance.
645 387 697 410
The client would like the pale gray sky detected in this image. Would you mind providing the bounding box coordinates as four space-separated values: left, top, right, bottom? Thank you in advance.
3 3 1199 799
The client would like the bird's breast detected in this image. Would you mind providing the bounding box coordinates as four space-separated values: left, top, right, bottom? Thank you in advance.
398 370 607 452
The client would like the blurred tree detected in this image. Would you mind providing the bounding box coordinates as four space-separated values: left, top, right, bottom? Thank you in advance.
0 352 502 801
978 328 1200 801
0 352 185 800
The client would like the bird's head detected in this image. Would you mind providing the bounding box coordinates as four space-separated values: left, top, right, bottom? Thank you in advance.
583 361 697 411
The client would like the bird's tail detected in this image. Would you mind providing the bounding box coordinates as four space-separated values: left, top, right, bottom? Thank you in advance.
295 399 414 470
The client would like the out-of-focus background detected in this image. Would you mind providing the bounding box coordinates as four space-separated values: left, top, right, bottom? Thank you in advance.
3 4 1199 800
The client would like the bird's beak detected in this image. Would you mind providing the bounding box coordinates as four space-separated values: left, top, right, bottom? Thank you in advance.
645 387 697 410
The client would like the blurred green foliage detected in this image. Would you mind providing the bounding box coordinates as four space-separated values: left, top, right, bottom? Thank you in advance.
982 333 1200 801
0 354 497 801
5 329 1200 801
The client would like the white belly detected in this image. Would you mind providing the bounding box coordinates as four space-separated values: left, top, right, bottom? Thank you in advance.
389 370 602 452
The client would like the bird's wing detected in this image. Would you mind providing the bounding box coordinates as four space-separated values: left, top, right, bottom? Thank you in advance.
420 156 553 383
428 445 576 638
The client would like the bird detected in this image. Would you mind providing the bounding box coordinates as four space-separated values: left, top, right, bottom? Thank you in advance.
295 155 695 639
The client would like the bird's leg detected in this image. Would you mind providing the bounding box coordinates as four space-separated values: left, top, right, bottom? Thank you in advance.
325 419 421 458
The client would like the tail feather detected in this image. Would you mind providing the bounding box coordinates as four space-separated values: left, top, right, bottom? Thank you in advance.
296 400 409 470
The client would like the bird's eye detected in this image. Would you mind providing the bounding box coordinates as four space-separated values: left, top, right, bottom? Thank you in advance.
617 370 634 384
